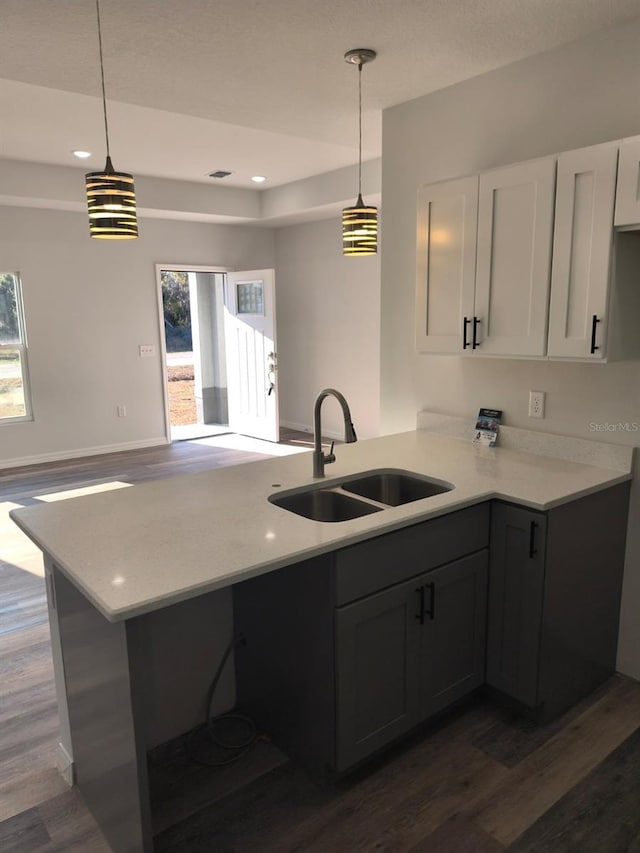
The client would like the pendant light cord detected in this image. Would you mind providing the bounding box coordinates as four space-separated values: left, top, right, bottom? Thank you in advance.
95 0 111 160
357 60 363 198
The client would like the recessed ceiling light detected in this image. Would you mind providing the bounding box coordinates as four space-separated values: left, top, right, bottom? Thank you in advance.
251 175 267 183
72 150 92 159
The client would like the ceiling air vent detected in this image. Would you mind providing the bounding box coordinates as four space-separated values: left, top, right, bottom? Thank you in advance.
209 170 233 179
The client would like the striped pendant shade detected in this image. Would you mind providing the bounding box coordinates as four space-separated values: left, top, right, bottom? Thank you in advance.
86 156 138 239
342 49 378 256
342 193 378 256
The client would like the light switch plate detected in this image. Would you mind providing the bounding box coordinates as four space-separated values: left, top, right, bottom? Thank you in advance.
139 345 155 357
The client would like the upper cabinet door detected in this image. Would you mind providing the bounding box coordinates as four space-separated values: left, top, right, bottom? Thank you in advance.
547 142 618 359
415 176 478 354
474 158 556 356
614 136 640 226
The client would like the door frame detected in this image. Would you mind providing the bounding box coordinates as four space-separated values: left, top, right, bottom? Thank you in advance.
155 263 231 442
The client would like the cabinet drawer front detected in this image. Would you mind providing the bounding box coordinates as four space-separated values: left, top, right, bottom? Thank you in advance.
335 503 490 605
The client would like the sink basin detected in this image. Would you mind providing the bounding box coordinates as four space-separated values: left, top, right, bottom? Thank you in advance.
270 488 383 522
341 470 453 506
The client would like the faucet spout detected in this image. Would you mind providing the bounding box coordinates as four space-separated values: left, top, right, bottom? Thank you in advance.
312 388 357 478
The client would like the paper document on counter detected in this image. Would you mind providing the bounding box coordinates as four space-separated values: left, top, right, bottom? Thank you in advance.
473 408 502 447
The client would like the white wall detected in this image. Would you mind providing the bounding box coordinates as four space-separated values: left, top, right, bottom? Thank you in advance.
274 217 380 439
0 159 261 221
380 18 640 678
0 206 274 467
262 159 381 222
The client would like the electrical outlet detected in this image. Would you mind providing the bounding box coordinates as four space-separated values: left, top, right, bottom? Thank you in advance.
139 345 155 357
528 390 545 419
117 404 127 418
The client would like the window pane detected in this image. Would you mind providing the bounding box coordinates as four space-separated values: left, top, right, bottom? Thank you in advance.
236 280 264 314
0 274 21 344
0 348 27 418
0 272 31 422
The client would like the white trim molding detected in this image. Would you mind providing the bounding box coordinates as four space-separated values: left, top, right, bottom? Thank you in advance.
0 437 168 471
56 741 74 786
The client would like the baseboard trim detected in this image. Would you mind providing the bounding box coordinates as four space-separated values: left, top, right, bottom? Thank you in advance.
0 437 169 472
280 420 343 441
280 419 312 434
56 741 75 786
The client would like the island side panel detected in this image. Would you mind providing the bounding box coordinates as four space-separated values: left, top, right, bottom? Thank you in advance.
131 587 236 751
43 554 73 782
233 553 336 776
53 566 153 853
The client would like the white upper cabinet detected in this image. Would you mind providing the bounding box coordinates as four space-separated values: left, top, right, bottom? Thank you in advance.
547 142 618 359
415 176 478 353
474 158 556 356
614 136 640 226
415 140 635 361
416 159 555 357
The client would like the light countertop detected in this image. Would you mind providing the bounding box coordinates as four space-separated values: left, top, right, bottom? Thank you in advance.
10 429 632 622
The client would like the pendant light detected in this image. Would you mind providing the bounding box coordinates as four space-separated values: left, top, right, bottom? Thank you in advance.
342 48 377 256
85 0 138 239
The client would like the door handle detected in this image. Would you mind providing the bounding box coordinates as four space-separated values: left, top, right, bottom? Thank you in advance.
426 582 435 620
463 316 471 349
529 521 538 558
590 315 601 354
415 586 425 624
266 365 276 395
472 316 481 349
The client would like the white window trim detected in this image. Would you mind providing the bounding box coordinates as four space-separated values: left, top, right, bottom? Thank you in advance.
0 272 33 424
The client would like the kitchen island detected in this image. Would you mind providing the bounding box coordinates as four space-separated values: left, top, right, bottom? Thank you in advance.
10 423 634 853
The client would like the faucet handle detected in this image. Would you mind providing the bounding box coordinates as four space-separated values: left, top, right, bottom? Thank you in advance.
324 441 336 465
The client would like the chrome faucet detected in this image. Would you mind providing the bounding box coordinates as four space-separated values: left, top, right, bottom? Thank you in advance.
312 388 357 477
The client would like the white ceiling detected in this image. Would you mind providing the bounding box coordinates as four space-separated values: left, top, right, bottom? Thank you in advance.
2 0 640 189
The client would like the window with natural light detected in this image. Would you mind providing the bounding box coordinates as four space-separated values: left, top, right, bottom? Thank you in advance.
0 272 32 422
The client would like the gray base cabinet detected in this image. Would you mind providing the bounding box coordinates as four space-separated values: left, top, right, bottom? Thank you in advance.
336 551 487 770
486 483 630 720
234 485 630 776
422 552 488 716
234 505 490 775
335 573 422 770
486 504 546 707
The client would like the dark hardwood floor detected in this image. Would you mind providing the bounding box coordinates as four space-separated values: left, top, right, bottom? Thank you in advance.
2 432 640 852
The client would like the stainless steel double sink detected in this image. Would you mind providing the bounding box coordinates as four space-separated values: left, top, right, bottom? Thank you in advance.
269 469 454 522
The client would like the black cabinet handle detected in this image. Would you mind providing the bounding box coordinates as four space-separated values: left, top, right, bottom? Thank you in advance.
590 314 601 354
463 316 471 349
416 586 425 624
426 582 435 620
472 316 481 349
529 521 538 558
